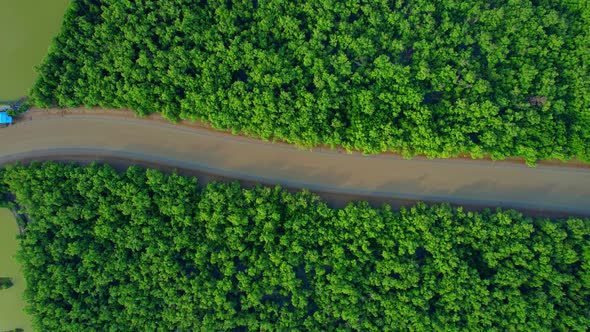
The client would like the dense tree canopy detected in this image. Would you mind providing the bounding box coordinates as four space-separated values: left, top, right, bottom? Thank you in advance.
31 0 590 163
1 162 589 330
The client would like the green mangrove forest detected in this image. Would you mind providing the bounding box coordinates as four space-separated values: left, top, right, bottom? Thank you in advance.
0 162 588 330
31 0 590 163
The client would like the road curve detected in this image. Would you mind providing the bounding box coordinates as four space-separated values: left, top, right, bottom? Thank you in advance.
1 109 589 216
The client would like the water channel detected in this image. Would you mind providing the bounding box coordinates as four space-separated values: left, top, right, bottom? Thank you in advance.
0 208 30 331
0 0 70 101
1 1 70 329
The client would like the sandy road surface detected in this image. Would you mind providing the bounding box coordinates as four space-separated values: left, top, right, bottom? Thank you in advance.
1 108 589 216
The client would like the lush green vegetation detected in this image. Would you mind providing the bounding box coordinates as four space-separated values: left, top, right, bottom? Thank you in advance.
3 98 31 117
0 277 13 290
1 162 589 330
31 0 590 163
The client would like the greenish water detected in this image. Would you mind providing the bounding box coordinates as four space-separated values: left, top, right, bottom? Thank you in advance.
0 0 70 101
0 209 31 332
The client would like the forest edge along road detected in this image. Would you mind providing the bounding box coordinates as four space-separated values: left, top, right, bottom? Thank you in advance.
3 108 589 216
1 107 589 217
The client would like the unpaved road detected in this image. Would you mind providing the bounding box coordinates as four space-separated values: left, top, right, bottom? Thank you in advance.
1 108 589 216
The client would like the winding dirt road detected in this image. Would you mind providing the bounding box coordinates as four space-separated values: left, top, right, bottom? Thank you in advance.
1 108 589 216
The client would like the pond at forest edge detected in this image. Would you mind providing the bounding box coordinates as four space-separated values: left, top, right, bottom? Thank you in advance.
0 208 31 332
0 0 71 101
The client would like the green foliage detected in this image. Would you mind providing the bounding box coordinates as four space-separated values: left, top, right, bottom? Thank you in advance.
0 168 9 207
31 0 590 163
3 97 31 117
0 277 14 290
2 162 589 331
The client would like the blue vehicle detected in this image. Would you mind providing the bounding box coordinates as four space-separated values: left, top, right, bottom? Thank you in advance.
0 111 13 127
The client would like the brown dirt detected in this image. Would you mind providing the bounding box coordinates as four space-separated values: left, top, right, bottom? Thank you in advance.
1 107 589 217
4 152 586 219
18 107 590 169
